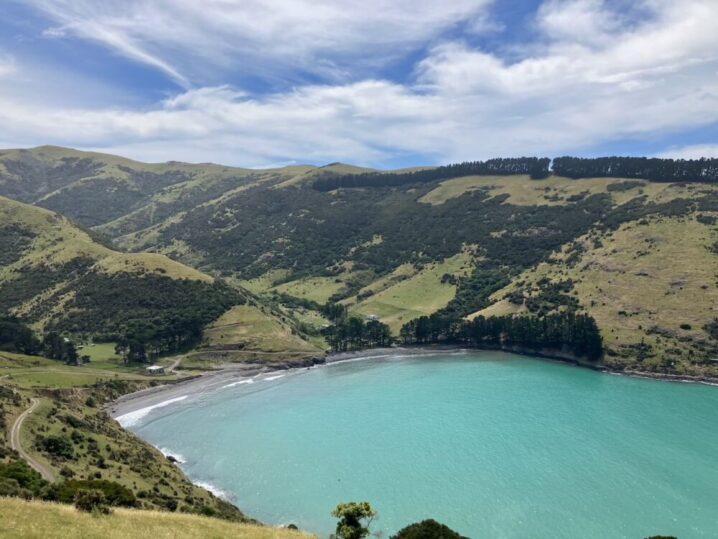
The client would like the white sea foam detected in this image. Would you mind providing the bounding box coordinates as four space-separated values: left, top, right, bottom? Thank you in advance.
115 395 188 427
222 379 255 389
263 374 285 381
194 481 233 501
159 447 187 464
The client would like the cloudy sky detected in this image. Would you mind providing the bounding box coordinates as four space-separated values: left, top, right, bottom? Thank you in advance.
0 0 716 167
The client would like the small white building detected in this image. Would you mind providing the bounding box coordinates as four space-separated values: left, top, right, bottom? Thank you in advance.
146 365 165 375
366 314 379 321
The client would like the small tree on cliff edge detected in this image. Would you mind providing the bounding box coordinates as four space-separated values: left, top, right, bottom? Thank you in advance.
331 501 377 539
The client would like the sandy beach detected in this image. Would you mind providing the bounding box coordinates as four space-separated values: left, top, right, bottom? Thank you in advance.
108 344 718 423
107 345 474 421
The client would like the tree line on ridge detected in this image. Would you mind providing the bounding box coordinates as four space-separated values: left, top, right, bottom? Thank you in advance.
312 156 718 191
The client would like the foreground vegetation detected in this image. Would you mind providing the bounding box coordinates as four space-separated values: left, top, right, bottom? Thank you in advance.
0 498 309 539
0 349 246 521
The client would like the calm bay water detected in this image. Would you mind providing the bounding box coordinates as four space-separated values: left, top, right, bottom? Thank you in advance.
129 352 718 538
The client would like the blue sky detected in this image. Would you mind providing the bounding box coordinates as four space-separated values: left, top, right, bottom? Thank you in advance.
0 0 716 168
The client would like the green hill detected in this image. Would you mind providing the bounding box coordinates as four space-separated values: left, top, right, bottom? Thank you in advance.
0 195 321 363
0 195 241 340
1 147 717 376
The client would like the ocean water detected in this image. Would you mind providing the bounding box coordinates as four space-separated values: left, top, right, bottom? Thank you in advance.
128 352 718 538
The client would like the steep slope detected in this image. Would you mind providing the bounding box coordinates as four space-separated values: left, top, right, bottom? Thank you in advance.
0 195 241 338
472 214 718 376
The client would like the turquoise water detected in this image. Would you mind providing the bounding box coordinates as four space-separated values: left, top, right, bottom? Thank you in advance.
129 352 718 538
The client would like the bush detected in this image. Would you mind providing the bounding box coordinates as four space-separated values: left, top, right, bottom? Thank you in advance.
39 435 74 460
74 489 111 515
391 519 468 539
0 459 48 496
45 479 137 508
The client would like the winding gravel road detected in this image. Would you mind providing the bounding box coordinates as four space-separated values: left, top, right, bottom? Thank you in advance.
10 398 55 482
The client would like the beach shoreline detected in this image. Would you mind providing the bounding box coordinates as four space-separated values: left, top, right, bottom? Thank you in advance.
107 345 469 420
107 344 718 422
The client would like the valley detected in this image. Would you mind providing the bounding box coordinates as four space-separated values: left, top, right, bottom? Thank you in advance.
1 147 717 537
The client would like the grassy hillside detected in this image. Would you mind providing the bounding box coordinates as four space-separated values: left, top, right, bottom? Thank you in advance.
194 304 324 364
0 351 251 519
0 498 311 538
474 214 718 375
2 147 718 374
0 196 244 340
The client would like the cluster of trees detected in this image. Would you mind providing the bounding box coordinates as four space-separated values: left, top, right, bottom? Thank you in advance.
0 316 86 365
0 316 41 355
313 156 718 193
320 304 392 352
400 311 603 361
552 156 718 183
111 316 206 364
322 316 392 352
41 332 84 365
313 158 551 191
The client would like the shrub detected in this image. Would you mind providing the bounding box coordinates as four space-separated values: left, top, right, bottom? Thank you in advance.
39 435 74 460
74 489 112 515
0 460 48 496
45 479 137 507
391 519 468 539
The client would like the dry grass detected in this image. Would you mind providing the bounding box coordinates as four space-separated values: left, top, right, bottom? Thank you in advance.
418 175 713 207
0 498 313 539
202 304 321 357
0 196 211 281
475 214 718 372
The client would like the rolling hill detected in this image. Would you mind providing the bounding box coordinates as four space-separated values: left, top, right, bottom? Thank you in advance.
0 194 322 362
1 147 717 376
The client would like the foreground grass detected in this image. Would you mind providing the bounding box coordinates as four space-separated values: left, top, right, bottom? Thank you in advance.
0 498 312 539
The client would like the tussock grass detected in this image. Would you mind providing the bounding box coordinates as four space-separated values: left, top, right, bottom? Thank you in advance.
202 304 322 358
0 497 313 539
419 175 706 207
478 214 718 373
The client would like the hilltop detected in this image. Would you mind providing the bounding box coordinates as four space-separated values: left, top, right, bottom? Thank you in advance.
0 147 717 376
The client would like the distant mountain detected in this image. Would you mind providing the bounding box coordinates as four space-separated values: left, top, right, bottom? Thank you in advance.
1 146 717 376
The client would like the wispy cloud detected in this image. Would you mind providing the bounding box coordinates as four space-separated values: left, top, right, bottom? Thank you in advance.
23 0 494 85
0 0 716 166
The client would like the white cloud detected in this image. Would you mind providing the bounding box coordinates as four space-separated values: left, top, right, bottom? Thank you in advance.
0 0 716 166
536 0 625 47
659 144 718 160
